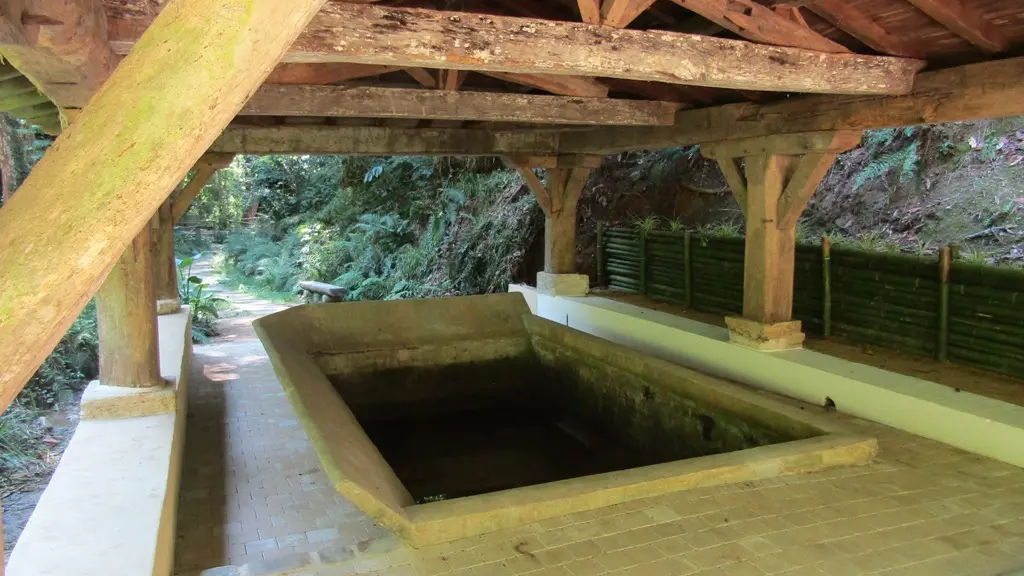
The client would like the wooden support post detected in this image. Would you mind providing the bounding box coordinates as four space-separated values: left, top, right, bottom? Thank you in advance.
95 226 162 388
504 157 594 275
703 131 860 349
938 245 951 362
152 199 179 314
596 221 606 287
822 235 832 337
683 230 693 309
0 0 328 412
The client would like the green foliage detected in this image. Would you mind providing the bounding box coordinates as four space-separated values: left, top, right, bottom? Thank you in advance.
696 220 742 242
23 302 98 409
221 156 538 303
0 404 54 482
632 215 661 233
173 228 211 259
855 128 920 191
667 218 685 232
177 257 226 343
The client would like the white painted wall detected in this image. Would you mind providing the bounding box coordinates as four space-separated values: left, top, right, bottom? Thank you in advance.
518 288 1024 468
8 310 192 576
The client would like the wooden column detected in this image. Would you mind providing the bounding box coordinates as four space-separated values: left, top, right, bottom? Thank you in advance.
0 0 327 412
95 226 162 387
151 199 180 314
153 153 235 314
503 155 600 274
703 131 860 347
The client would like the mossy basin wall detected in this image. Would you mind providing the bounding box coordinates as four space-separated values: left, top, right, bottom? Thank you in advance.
254 294 877 547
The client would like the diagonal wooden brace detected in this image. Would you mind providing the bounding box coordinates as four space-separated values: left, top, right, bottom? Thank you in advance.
703 130 860 325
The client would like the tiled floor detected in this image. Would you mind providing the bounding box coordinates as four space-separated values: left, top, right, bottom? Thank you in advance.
174 284 1024 576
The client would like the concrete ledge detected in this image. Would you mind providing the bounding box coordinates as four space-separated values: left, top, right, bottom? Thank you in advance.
536 272 589 296
8 308 192 576
523 289 1024 468
80 380 175 419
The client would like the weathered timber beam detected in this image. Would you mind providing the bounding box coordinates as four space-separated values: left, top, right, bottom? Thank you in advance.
240 85 679 126
558 57 1024 153
0 0 113 108
209 125 563 156
109 4 924 95
701 130 862 159
0 0 328 414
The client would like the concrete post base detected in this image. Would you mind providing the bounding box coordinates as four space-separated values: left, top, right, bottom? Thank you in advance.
537 272 589 297
80 379 176 419
156 298 182 315
725 317 805 351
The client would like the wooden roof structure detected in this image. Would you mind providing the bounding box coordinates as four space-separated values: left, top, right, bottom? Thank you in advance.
0 0 1022 153
1 0 1024 412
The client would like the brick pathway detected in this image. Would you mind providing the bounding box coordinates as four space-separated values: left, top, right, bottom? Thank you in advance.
174 274 1024 576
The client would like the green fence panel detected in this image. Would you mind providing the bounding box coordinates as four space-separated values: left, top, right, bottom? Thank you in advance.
948 262 1024 377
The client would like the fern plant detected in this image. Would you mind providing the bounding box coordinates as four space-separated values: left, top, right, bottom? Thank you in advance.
854 141 919 191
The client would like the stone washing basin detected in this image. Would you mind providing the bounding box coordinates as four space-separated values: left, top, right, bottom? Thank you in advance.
254 293 876 547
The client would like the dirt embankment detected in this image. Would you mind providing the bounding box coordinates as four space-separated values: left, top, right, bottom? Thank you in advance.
567 119 1024 275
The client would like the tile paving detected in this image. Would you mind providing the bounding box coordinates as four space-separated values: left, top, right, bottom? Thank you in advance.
174 280 1024 576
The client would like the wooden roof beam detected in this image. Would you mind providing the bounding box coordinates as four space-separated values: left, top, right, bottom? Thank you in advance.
904 0 1008 53
209 125 564 156
557 56 1024 153
108 4 924 95
240 85 681 126
265 63 401 84
483 72 609 98
0 0 114 108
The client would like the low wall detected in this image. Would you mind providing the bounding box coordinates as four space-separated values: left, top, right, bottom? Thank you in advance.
510 286 1024 468
7 309 192 576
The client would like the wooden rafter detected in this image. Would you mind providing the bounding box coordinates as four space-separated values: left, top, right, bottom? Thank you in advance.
404 68 437 89
241 85 680 126
806 0 922 58
904 0 1007 53
602 0 656 28
666 0 849 53
265 63 400 85
483 72 609 98
577 0 601 24
108 4 924 95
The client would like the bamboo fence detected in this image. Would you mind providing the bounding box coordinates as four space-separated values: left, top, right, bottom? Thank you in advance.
597 224 1024 379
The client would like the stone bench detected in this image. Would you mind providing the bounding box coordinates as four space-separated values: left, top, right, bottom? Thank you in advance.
299 280 347 303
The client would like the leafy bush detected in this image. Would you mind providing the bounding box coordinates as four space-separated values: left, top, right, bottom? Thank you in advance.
177 256 227 343
23 302 98 409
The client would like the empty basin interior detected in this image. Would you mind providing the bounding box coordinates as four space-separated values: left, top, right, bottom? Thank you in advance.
254 293 874 546
325 339 821 503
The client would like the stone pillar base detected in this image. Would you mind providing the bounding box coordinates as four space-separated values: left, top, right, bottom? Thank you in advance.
537 272 589 297
80 379 175 420
157 298 182 315
725 317 805 351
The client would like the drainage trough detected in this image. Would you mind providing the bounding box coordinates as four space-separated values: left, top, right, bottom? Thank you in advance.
254 293 876 547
